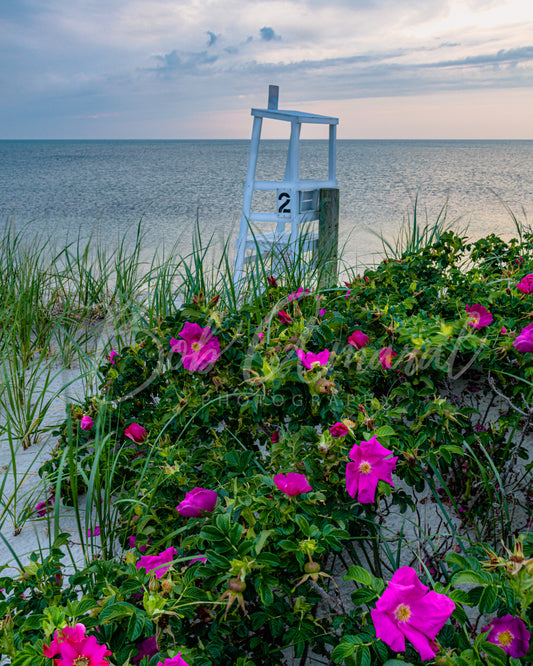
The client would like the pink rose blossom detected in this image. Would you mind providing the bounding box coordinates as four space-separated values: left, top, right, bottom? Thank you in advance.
133 636 159 665
273 472 312 496
500 327 507 334
107 350 119 365
34 496 54 517
329 422 349 438
157 654 190 666
80 415 93 430
344 290 351 299
87 526 100 538
177 488 217 517
43 623 111 665
319 308 327 317
296 349 330 370
287 287 309 302
348 330 370 349
482 615 530 658
346 436 398 503
137 546 177 579
513 322 533 353
267 275 278 288
465 303 493 329
125 422 148 444
379 347 397 370
170 322 220 372
517 274 533 294
271 431 280 444
371 566 455 661
278 310 292 324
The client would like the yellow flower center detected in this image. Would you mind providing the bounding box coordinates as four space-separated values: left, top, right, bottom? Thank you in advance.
394 603 411 622
497 630 514 647
359 461 372 475
191 342 202 351
310 361 321 369
74 658 90 666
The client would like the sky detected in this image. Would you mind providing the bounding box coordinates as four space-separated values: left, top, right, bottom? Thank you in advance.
1 0 533 139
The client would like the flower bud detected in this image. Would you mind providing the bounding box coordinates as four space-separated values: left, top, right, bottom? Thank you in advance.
161 578 172 594
148 575 160 593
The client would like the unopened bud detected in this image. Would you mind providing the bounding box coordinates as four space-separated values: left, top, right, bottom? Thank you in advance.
161 579 172 593
149 575 160 593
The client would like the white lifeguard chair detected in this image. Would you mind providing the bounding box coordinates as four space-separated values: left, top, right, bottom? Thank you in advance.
234 85 338 288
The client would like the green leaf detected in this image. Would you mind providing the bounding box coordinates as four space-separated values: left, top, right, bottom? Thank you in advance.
374 426 395 439
127 612 146 642
331 642 356 663
254 529 274 555
344 565 373 587
294 514 311 536
358 646 371 666
479 585 497 613
451 570 490 585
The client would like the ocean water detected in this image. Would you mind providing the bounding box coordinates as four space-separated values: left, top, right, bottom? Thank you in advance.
1 139 532 269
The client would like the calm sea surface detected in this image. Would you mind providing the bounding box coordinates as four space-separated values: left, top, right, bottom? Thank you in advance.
1 139 532 269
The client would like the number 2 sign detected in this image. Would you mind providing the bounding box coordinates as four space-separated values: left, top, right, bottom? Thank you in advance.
277 192 291 214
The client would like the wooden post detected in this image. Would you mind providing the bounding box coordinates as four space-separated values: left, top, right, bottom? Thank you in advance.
318 188 339 288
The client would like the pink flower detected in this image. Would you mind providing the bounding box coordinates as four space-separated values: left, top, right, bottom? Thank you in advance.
514 322 533 353
500 327 507 334
176 488 217 517
257 332 265 341
287 287 309 302
329 422 349 438
137 546 177 579
517 274 533 294
107 350 119 365
345 436 398 503
273 473 312 496
87 527 100 538
125 422 148 444
133 636 159 665
465 304 493 329
319 308 327 317
170 322 220 372
43 623 111 665
482 615 530 658
34 496 54 517
296 349 330 370
278 309 292 324
371 566 455 661
156 654 190 666
271 431 280 444
379 347 397 370
80 415 93 430
348 330 370 349
344 290 351 299
267 275 278 288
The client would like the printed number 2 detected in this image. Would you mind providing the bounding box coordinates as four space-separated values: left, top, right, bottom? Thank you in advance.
278 192 291 213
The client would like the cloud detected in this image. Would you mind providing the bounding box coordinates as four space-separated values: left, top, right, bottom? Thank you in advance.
206 31 218 47
260 26 280 42
154 50 218 74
